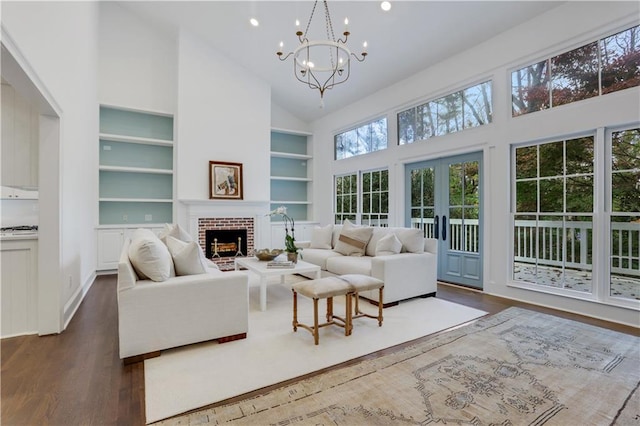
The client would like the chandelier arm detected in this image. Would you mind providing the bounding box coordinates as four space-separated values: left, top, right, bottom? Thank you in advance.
277 51 295 61
350 52 367 63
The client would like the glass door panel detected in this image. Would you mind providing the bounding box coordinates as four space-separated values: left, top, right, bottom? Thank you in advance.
406 152 483 288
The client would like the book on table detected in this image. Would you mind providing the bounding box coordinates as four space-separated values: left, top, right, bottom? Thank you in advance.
266 260 294 269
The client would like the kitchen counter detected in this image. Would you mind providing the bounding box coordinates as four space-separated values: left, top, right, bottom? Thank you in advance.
0 233 38 241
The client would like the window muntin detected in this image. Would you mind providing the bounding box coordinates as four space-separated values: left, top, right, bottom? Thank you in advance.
361 169 389 226
334 170 389 226
334 174 358 223
512 26 640 116
398 81 492 145
610 128 640 301
335 117 388 160
513 136 595 293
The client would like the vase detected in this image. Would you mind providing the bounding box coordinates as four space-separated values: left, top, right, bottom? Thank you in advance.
287 252 298 264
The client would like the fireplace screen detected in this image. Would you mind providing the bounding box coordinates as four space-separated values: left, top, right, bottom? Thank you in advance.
205 229 247 259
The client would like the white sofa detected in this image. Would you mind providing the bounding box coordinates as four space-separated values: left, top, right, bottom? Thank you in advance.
297 223 438 306
117 227 249 363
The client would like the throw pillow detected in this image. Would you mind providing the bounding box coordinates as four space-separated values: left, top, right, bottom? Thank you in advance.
165 236 207 276
394 228 425 253
159 223 214 270
375 233 403 256
128 228 172 282
159 223 192 243
309 224 333 249
333 220 374 256
365 227 388 257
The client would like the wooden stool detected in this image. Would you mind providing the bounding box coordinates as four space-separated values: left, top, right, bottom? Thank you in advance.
292 277 354 345
340 274 384 328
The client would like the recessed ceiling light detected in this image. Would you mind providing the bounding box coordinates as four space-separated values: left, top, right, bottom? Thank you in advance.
381 1 391 12
250 18 259 27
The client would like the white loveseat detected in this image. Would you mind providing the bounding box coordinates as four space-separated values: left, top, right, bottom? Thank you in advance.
117 226 249 363
297 222 438 306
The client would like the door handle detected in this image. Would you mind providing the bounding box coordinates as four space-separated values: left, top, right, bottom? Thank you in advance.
433 215 439 239
442 215 447 241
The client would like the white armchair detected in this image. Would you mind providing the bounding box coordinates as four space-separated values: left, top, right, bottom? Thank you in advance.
117 236 249 363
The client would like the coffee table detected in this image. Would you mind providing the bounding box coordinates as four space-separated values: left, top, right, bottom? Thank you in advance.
235 257 321 311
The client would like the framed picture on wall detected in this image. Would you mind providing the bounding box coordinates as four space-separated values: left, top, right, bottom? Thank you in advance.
209 161 243 200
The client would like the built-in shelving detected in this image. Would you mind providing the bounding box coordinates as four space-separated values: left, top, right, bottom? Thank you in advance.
98 105 174 225
270 130 313 222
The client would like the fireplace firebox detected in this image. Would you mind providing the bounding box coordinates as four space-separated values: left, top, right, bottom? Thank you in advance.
205 229 248 259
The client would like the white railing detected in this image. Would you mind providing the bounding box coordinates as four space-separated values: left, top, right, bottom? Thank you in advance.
410 218 479 252
410 217 639 278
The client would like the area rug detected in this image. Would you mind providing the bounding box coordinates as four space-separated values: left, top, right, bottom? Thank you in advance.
152 306 640 425
144 276 487 423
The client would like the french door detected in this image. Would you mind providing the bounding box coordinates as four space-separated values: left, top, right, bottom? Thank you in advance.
405 152 483 288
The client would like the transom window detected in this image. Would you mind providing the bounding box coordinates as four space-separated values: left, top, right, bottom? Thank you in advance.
335 118 388 160
511 25 640 116
398 81 492 145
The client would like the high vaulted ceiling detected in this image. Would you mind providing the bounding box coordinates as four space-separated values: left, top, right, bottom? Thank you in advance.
119 1 564 123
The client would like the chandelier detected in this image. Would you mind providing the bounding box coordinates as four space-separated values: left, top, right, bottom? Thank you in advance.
276 0 367 106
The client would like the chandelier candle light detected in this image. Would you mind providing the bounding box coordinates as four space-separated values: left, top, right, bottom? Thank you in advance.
276 0 367 107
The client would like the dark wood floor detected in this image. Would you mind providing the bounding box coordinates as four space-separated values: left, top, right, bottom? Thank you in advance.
2 275 637 425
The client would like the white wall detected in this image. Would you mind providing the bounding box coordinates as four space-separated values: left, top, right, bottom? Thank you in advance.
98 2 177 114
175 30 271 203
310 1 640 326
2 1 99 332
271 102 311 134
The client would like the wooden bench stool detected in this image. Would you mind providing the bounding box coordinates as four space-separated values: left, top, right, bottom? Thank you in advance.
292 277 353 345
340 274 384 328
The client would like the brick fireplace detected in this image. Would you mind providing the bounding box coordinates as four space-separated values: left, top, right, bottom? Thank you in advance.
181 200 271 271
198 217 254 270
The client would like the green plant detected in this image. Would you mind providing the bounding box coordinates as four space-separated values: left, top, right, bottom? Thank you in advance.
267 206 302 255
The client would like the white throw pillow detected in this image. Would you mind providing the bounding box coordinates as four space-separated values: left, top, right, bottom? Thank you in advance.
159 223 216 270
159 223 193 243
365 227 388 257
310 224 334 249
128 228 172 282
394 228 424 253
333 220 373 257
165 236 207 276
375 233 403 256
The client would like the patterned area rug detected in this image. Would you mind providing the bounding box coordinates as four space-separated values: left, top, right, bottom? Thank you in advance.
154 307 640 425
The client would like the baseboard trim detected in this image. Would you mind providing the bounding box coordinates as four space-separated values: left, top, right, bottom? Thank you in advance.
63 271 97 331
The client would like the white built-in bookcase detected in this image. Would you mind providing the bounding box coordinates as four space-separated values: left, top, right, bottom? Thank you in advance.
98 105 174 225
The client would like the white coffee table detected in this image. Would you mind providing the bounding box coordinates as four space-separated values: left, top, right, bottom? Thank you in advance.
235 256 321 311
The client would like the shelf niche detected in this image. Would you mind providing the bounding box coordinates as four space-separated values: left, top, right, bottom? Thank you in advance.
98 106 174 226
270 130 312 222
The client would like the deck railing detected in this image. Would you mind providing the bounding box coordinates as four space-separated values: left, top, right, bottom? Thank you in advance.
409 217 639 278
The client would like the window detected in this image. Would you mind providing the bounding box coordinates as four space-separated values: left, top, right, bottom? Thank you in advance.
512 26 640 116
512 127 640 307
398 81 492 145
334 169 389 225
609 128 640 301
513 136 595 294
361 169 389 226
335 117 388 160
335 174 357 223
